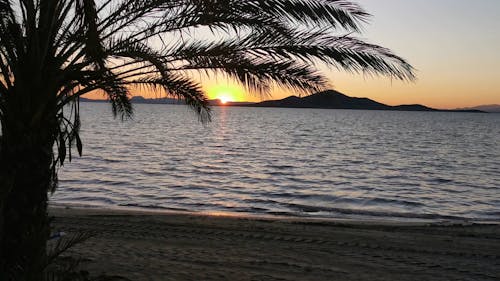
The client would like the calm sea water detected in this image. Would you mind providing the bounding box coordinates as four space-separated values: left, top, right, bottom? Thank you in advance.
51 103 500 222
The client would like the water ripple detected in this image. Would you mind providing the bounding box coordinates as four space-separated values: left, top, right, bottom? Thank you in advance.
52 104 500 222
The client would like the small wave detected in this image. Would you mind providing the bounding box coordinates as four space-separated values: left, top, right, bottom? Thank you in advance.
118 203 188 212
432 178 454 184
233 206 269 213
476 210 500 218
280 202 470 221
268 165 296 170
242 198 280 205
267 192 341 202
60 196 115 205
100 158 122 163
365 197 424 207
266 171 292 176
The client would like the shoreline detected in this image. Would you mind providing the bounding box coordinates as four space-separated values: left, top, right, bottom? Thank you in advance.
50 206 500 280
49 203 499 226
48 205 451 227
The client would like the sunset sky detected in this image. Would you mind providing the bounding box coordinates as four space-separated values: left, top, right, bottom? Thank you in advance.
324 0 500 109
88 0 500 109
204 0 500 109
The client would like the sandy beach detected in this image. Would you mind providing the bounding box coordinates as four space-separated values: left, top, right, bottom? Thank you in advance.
50 207 499 281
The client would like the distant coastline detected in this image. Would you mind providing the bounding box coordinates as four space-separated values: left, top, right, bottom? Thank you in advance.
240 90 486 113
80 96 184 105
80 90 497 113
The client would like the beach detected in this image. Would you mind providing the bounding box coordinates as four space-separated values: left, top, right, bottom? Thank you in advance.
50 207 499 281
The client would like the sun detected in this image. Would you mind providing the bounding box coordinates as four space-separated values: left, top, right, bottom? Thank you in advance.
207 84 245 104
219 95 232 104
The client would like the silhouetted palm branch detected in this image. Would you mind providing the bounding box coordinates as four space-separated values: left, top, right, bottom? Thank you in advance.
0 1 415 276
0 0 416 176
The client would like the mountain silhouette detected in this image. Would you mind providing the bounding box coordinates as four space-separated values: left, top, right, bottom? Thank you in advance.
80 91 486 113
80 96 182 104
254 90 391 110
456 104 500 113
251 90 481 112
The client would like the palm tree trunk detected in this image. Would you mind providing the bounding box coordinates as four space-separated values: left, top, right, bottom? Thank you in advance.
0 132 54 280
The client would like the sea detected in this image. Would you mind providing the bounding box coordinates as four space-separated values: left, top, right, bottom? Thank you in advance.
51 102 500 223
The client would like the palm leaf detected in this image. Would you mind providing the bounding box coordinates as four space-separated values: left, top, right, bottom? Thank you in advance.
0 0 415 189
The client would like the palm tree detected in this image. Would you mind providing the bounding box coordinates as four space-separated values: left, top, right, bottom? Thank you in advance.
0 0 415 279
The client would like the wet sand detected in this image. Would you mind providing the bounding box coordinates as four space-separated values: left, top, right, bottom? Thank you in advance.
50 207 500 281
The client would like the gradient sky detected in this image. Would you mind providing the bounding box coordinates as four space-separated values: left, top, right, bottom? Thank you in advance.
205 0 500 109
86 1 500 109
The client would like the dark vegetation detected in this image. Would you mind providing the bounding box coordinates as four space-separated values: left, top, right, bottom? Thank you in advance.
0 0 414 279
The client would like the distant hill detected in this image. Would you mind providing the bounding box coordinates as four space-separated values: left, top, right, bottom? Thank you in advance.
456 104 500 113
81 96 256 106
251 90 483 113
80 92 488 113
251 90 434 111
129 96 183 104
80 96 182 104
253 91 391 110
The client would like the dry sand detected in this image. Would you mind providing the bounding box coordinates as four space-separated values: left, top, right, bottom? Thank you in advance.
50 207 500 281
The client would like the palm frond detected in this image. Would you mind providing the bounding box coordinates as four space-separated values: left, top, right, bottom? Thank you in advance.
0 0 416 185
128 74 211 123
243 0 370 31
78 0 107 69
47 231 95 266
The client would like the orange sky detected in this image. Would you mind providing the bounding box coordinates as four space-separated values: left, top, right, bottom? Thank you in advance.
87 0 500 109
322 0 500 109
202 0 500 109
